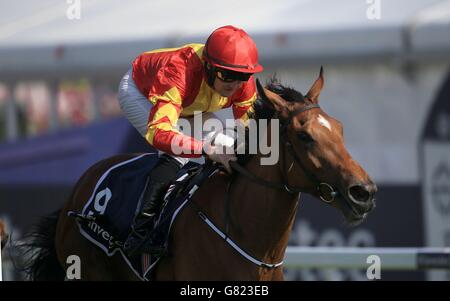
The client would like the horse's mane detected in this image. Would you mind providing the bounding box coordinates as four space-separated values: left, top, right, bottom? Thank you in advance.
236 76 306 164
249 75 306 122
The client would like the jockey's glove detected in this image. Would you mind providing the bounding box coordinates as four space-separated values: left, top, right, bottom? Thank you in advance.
203 144 237 174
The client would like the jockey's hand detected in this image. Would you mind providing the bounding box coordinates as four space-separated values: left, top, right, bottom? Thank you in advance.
203 145 237 174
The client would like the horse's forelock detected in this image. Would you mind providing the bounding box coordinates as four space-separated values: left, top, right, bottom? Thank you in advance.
266 76 305 104
252 77 306 121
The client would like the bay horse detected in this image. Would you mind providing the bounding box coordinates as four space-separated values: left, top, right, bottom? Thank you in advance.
23 68 376 280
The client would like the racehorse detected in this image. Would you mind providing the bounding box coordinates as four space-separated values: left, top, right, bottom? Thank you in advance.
22 68 376 280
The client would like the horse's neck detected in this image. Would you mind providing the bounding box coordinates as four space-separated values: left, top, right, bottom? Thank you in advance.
229 153 300 263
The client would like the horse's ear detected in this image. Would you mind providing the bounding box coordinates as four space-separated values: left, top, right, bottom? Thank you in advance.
306 66 324 103
256 78 287 112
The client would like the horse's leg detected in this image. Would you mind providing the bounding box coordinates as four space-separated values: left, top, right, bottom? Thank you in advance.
270 269 284 281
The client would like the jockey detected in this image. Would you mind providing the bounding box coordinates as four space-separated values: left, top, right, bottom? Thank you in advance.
118 25 263 256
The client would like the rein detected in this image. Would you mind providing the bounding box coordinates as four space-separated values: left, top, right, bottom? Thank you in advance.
230 103 340 203
193 102 340 270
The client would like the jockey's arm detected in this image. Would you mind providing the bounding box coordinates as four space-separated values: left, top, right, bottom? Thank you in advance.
145 100 204 158
233 94 256 123
231 78 257 123
146 101 237 172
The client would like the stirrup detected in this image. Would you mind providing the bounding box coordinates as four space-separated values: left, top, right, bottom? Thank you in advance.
131 212 156 232
142 240 168 257
141 212 156 218
124 231 148 257
124 215 159 257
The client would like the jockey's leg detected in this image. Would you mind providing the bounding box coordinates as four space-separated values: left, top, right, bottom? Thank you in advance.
140 155 183 219
124 153 184 257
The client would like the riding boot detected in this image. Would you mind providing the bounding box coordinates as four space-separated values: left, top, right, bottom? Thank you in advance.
124 155 183 257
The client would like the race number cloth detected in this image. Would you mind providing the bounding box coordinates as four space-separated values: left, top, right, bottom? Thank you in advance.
71 153 217 280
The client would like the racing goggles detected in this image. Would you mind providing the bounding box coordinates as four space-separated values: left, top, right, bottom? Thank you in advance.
215 68 253 82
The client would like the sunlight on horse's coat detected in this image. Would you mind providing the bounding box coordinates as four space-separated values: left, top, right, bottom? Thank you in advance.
317 114 332 131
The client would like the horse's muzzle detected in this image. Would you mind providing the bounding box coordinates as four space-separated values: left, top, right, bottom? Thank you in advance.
347 182 377 212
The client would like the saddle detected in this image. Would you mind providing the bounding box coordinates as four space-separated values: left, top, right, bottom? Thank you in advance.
68 154 219 280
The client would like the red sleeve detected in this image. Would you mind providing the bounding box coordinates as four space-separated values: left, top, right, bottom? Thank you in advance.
145 100 204 158
230 77 257 121
133 47 205 157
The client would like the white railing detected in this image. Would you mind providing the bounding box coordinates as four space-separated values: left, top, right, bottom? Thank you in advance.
284 246 450 270
2 245 450 281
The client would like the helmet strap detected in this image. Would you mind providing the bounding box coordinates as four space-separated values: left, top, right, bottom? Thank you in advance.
204 62 216 88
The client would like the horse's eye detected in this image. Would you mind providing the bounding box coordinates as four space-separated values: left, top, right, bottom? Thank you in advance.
298 132 314 143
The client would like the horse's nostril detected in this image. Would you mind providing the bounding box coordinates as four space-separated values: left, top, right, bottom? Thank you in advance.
348 184 372 204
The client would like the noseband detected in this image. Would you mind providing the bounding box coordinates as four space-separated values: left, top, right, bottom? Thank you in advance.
230 102 340 203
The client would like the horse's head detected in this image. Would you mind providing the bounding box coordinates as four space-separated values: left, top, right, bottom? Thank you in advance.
256 67 377 224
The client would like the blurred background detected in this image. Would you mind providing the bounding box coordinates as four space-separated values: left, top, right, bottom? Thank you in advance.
0 0 449 280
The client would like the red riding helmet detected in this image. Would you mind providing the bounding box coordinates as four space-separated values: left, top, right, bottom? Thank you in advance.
203 25 263 74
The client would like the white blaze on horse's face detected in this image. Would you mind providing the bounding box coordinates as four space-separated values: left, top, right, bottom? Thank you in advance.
317 114 332 132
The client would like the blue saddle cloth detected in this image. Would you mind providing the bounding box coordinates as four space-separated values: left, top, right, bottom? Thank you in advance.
70 153 218 280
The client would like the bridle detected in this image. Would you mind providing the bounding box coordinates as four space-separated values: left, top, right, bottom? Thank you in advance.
190 100 341 270
230 102 340 204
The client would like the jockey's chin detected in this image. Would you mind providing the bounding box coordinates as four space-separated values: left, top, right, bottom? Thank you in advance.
213 79 244 97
